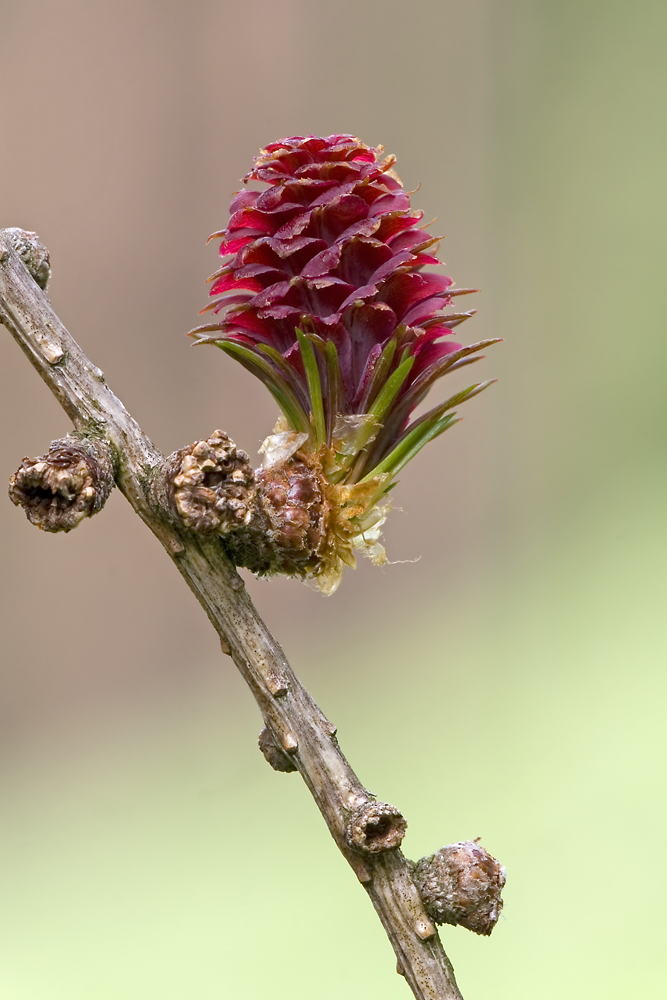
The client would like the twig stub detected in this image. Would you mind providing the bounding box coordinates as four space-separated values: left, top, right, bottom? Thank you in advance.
8 436 114 532
346 801 407 854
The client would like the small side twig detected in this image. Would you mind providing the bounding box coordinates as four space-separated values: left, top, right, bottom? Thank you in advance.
1 231 501 1000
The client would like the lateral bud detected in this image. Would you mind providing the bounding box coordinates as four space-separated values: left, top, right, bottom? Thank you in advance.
346 801 407 854
8 436 114 532
412 840 506 936
258 726 298 773
2 228 51 289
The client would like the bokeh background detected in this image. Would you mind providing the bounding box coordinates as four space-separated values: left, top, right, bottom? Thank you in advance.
1 1 666 997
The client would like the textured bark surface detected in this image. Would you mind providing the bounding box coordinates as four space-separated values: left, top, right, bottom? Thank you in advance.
0 231 468 1000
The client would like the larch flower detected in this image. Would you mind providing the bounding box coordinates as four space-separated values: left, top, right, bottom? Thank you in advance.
190 135 498 593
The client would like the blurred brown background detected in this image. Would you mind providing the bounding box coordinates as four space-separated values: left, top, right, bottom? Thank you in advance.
1 2 666 998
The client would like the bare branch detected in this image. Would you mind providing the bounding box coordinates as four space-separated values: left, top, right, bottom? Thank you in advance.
0 231 473 1000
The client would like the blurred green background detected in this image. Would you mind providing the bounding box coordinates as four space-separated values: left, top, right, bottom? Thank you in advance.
1 1 666 997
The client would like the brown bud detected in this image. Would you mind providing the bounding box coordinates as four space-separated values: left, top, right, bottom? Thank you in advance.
258 461 321 545
8 436 114 532
3 228 51 289
243 458 329 577
413 840 506 936
258 726 298 773
346 801 407 854
157 430 256 534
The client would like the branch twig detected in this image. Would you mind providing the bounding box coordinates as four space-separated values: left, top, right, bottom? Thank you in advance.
0 231 465 1000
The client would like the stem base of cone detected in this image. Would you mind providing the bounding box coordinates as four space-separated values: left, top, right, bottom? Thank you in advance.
160 430 389 595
